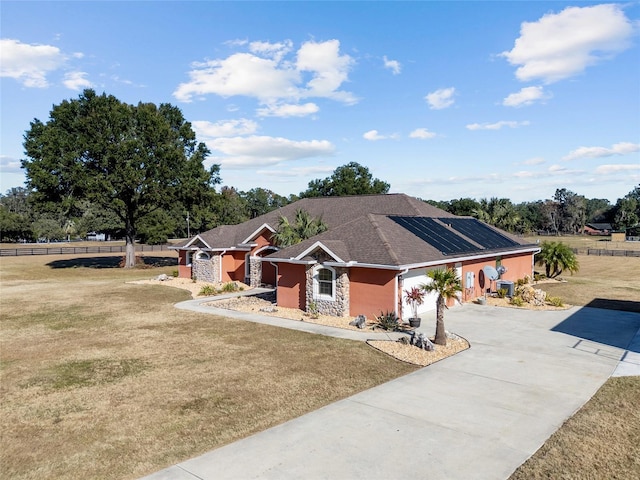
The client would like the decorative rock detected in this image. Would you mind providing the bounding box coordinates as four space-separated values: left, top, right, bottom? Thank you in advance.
410 332 435 351
397 336 410 345
259 306 278 313
155 274 171 281
349 315 366 329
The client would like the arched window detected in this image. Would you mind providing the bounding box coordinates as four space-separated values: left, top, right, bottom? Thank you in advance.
195 250 210 260
313 265 335 300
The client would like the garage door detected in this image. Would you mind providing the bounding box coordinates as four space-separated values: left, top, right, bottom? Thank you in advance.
401 267 440 315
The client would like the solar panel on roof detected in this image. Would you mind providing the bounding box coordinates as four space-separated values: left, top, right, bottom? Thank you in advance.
390 216 477 255
440 218 520 250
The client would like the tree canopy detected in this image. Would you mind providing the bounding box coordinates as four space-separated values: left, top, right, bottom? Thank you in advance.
21 89 219 266
300 162 390 197
271 209 328 248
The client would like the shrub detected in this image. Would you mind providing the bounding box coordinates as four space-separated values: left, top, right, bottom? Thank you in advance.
198 285 216 296
510 296 524 307
221 282 239 293
307 301 319 318
497 288 508 299
172 269 179 278
375 310 400 331
547 296 564 307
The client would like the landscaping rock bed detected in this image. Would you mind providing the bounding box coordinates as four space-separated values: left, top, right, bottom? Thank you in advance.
368 335 469 366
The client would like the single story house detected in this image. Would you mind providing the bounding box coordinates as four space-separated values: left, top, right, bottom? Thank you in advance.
171 194 540 320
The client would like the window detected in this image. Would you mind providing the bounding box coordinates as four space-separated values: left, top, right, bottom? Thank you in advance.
314 266 335 300
195 250 209 260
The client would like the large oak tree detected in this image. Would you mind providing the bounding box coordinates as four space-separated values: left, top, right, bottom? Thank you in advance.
22 89 219 267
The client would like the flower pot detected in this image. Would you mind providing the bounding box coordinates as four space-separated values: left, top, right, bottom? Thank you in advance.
409 318 421 328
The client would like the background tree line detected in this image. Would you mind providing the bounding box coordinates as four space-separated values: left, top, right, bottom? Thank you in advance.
1 90 637 247
3 173 637 245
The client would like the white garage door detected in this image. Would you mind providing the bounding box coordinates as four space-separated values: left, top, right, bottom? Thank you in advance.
401 267 440 315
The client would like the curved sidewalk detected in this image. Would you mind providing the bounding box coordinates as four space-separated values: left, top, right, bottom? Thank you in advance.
174 288 407 342
143 302 640 480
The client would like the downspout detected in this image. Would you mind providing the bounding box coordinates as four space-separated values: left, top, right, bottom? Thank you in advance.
219 249 228 283
395 268 409 320
270 262 279 305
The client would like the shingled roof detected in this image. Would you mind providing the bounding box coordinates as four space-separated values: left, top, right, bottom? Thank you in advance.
266 213 537 268
173 193 455 250
174 193 538 268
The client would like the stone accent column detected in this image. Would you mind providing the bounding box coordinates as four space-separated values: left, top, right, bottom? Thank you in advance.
192 255 219 283
305 265 350 317
249 256 262 287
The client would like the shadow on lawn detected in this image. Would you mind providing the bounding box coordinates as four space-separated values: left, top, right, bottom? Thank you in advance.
46 256 178 269
551 299 640 353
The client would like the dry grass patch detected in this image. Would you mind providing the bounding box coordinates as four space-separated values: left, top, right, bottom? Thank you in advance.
510 376 640 479
0 254 417 480
533 255 640 312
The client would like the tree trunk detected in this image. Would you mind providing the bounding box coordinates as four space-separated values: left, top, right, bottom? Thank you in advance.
124 223 136 268
434 296 447 345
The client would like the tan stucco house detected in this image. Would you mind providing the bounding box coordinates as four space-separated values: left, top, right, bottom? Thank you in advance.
171 194 540 320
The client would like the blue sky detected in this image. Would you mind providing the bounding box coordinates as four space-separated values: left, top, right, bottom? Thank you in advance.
1 1 639 203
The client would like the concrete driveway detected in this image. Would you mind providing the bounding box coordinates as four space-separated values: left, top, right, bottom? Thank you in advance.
142 303 640 480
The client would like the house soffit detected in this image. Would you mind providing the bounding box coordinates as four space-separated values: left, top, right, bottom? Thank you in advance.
242 223 276 244
184 235 212 250
296 241 344 263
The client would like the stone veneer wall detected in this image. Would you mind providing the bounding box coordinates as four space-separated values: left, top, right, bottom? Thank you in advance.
192 255 219 283
305 265 349 317
249 256 262 287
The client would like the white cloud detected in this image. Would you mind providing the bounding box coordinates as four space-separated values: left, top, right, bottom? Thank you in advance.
548 164 583 175
503 86 549 107
409 128 437 139
257 165 335 178
363 130 384 141
0 155 22 173
257 102 319 117
249 40 293 61
466 120 530 131
513 171 536 178
63 71 92 90
363 130 399 141
0 38 66 87
174 39 356 106
563 142 640 161
296 39 356 103
595 164 640 174
425 87 455 110
383 55 401 75
522 157 545 166
206 135 335 167
501 4 635 83
192 119 258 138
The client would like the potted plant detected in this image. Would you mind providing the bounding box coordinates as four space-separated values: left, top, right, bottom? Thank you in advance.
404 286 425 328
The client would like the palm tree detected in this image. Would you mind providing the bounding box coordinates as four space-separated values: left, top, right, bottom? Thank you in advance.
535 241 579 278
271 209 327 247
421 268 462 346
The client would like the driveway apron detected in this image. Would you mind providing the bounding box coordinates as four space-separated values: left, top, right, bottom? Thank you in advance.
142 303 640 480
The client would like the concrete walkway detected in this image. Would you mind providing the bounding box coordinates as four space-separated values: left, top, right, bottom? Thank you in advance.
142 299 640 480
174 289 407 342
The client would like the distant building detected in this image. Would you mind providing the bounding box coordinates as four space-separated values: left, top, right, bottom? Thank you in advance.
584 223 612 236
87 232 106 241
